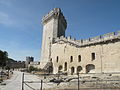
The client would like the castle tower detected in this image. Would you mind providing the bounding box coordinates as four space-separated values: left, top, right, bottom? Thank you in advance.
40 8 67 68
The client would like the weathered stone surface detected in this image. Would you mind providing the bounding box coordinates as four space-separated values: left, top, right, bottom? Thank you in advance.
40 8 67 68
40 8 120 75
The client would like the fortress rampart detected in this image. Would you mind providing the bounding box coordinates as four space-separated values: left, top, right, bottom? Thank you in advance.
42 8 67 28
54 31 120 47
40 8 120 74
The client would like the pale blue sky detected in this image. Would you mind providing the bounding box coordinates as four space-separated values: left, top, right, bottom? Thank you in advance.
0 0 120 61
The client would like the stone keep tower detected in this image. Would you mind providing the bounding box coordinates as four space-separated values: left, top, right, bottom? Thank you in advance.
40 8 67 68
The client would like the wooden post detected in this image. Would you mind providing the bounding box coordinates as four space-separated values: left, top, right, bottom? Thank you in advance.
0 71 2 81
78 73 80 90
40 80 43 90
22 73 24 90
8 70 9 79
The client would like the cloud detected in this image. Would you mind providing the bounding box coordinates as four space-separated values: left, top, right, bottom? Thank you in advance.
0 0 13 6
0 0 37 28
0 12 15 26
0 11 36 28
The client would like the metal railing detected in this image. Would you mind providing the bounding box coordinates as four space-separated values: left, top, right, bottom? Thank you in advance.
22 72 120 90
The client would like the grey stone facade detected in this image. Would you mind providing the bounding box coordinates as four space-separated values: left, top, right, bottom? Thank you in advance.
25 56 34 68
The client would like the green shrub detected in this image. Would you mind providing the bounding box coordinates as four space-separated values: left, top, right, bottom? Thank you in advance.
28 66 38 72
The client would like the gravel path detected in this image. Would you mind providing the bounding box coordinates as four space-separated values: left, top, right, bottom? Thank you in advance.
0 71 42 90
0 71 22 90
1 71 120 90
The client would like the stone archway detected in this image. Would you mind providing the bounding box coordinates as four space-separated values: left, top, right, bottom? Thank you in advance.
86 64 95 73
58 65 63 72
71 67 75 75
44 61 53 73
77 66 82 74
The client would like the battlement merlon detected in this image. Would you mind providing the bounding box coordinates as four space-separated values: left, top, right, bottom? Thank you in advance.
42 8 67 29
53 30 120 47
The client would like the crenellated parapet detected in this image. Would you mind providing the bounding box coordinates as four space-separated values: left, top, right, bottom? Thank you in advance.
42 8 67 29
53 31 120 47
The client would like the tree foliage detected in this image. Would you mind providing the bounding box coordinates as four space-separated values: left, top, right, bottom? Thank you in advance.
28 66 38 72
0 50 8 67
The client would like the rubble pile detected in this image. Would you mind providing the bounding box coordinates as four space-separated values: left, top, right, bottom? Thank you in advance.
41 74 120 90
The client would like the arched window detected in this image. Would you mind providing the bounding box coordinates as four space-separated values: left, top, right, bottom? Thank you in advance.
91 53 95 60
70 56 73 62
71 67 75 75
78 55 81 62
56 56 59 62
77 66 82 73
50 58 52 61
58 65 63 72
64 62 67 71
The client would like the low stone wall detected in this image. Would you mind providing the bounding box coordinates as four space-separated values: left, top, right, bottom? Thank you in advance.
0 71 13 82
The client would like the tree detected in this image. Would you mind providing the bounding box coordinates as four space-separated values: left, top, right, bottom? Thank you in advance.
5 66 10 71
0 50 8 67
28 66 38 72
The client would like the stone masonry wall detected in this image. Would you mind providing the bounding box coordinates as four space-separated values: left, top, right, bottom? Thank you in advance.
51 32 120 74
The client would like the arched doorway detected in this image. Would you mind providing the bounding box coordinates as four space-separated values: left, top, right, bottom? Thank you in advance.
64 62 67 71
77 66 82 74
86 64 95 73
44 61 53 73
48 66 53 73
71 67 75 75
58 65 63 72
